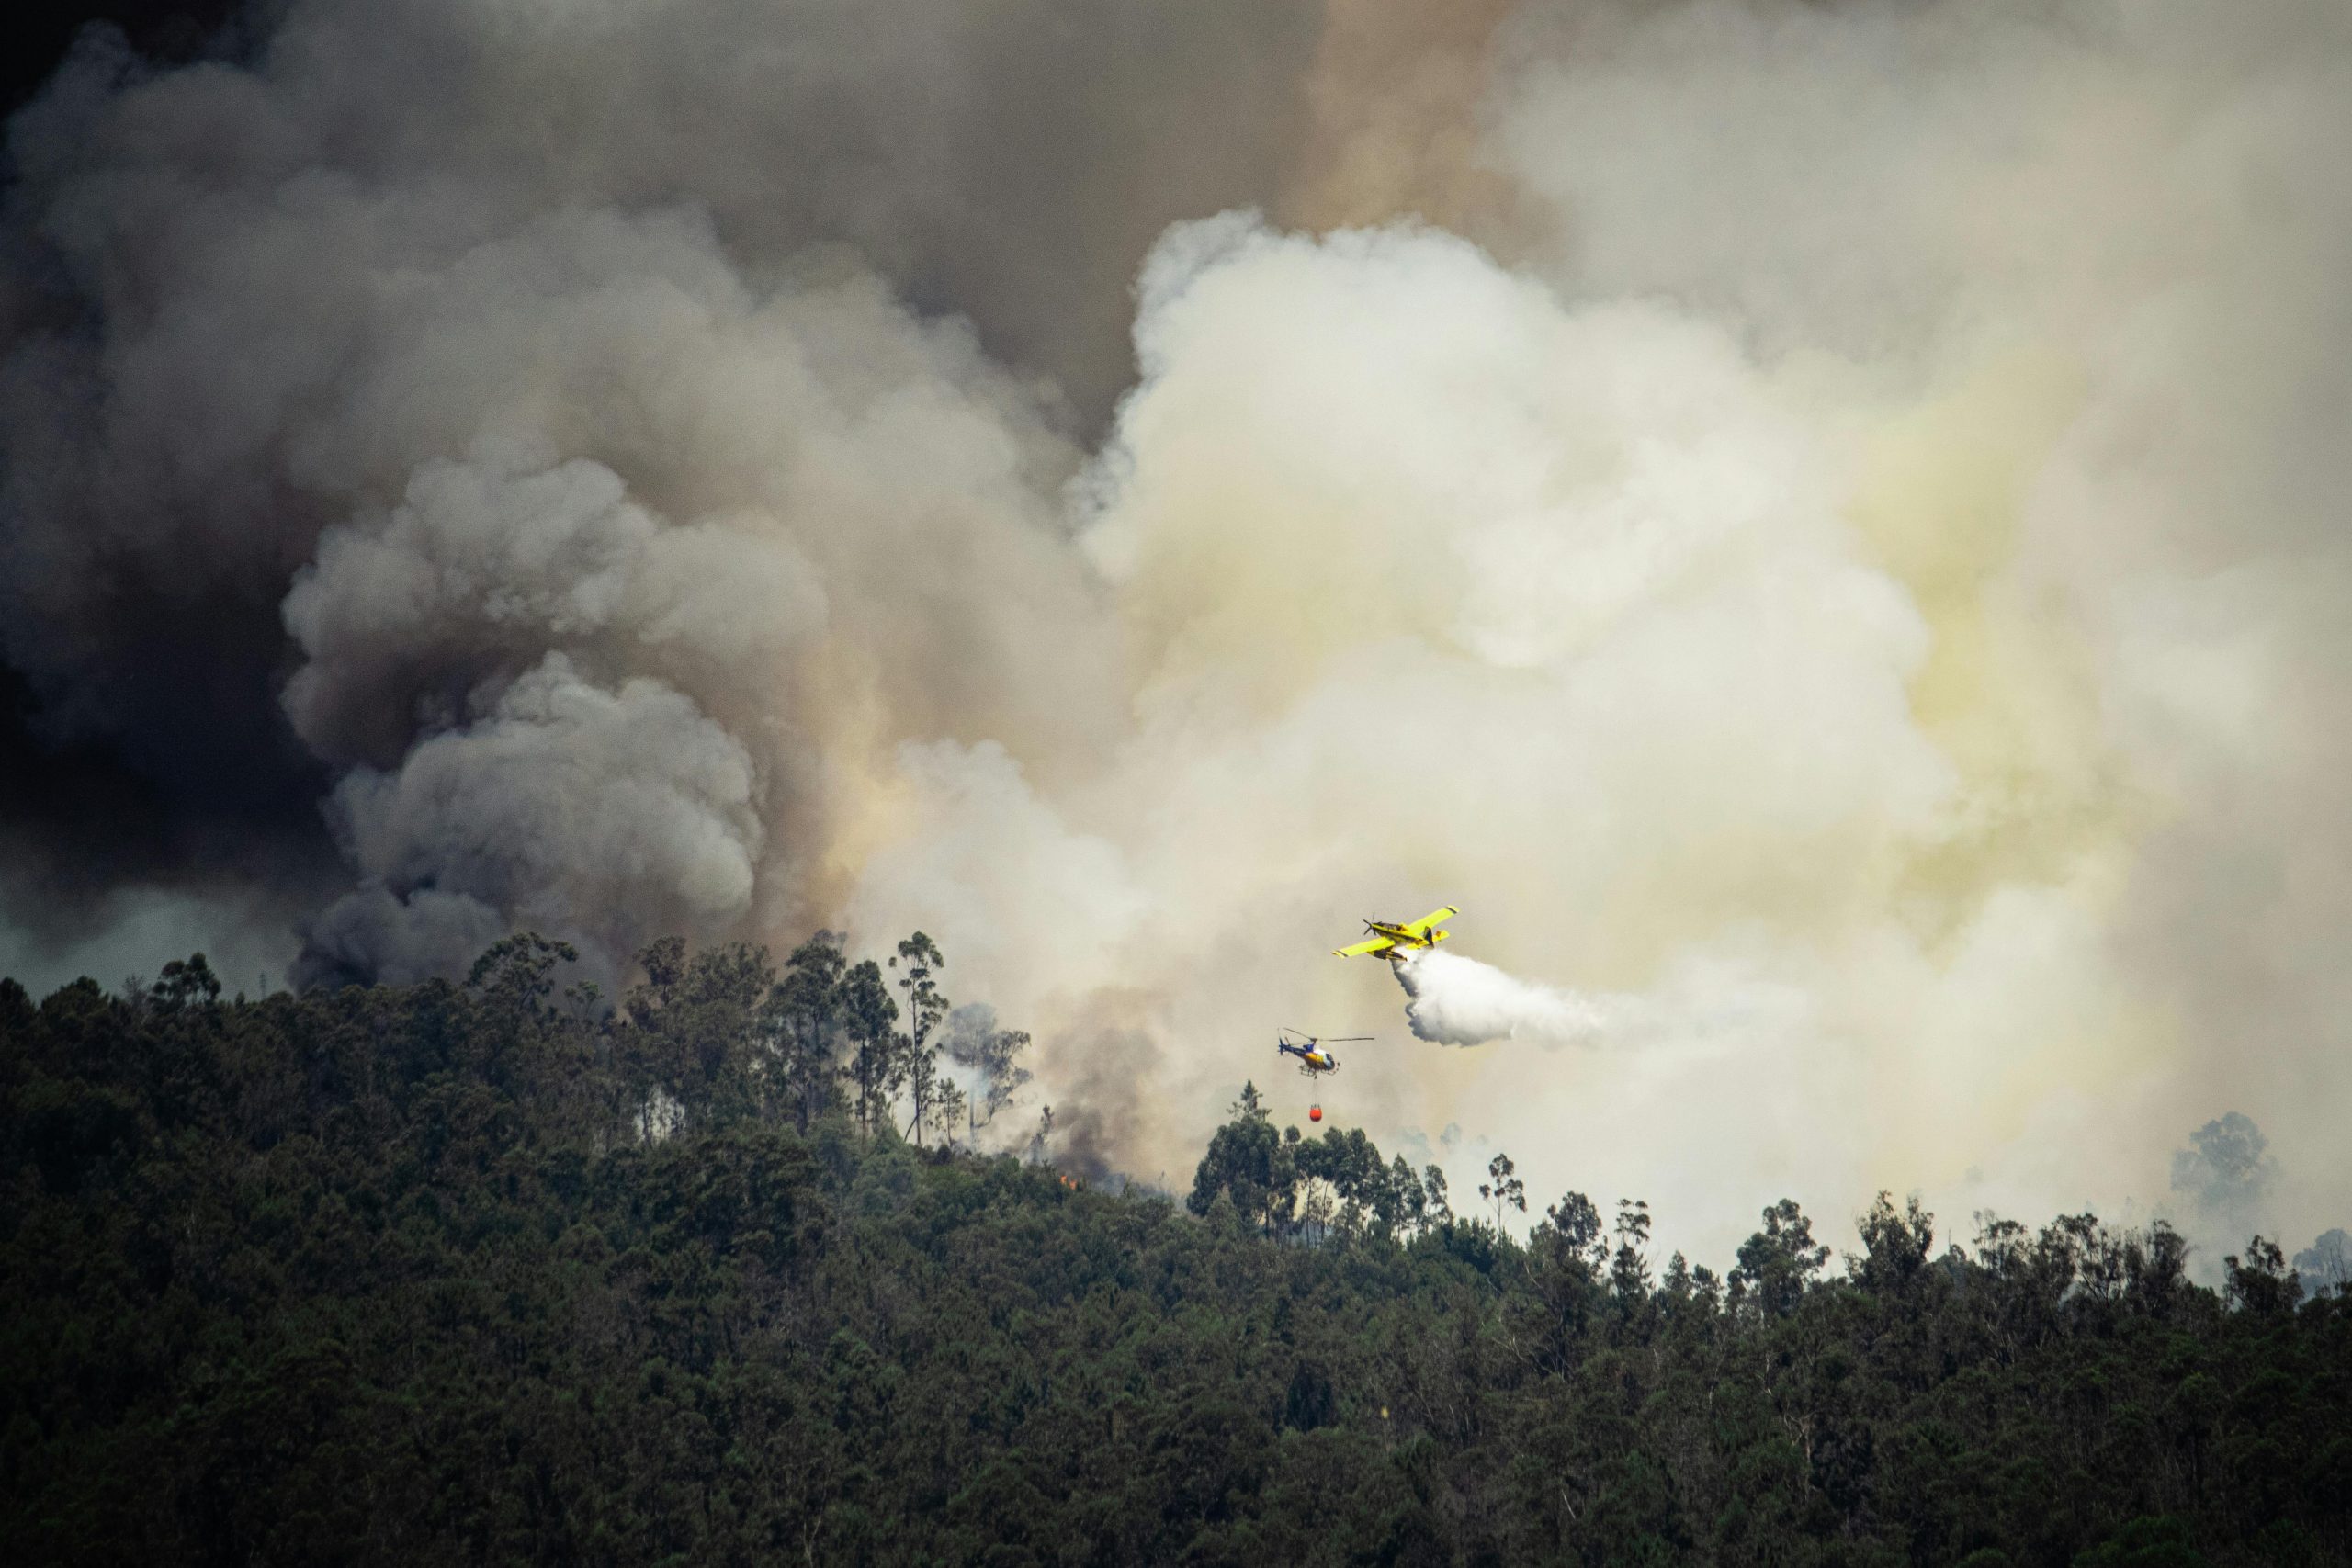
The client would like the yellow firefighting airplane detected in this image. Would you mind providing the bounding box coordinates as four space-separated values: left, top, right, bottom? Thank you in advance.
1330 906 1459 962
1277 1029 1371 1077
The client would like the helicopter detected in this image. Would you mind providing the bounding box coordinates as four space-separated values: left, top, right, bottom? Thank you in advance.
1277 1027 1372 1078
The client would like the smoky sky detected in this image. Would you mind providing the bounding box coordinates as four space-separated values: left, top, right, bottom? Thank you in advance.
0 4 297 923
4 4 251 119
0 0 1329 980
4 0 2349 1263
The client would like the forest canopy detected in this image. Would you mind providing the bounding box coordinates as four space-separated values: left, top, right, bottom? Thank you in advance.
3 936 2347 1566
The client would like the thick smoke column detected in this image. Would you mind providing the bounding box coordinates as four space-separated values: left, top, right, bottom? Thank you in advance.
848 0 2352 1259
0 0 1320 985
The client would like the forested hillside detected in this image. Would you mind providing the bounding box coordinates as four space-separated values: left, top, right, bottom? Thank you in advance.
3 936 2347 1566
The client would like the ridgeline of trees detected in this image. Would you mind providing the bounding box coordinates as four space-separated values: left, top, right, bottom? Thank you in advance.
3 935 2347 1566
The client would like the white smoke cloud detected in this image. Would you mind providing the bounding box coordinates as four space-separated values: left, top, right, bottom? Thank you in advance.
847 0 2352 1259
847 212 1974 1255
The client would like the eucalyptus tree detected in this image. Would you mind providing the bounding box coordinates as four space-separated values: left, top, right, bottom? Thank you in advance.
889 932 948 1145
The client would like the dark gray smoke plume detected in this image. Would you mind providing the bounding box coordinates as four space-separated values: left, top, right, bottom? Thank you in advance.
0 0 1327 986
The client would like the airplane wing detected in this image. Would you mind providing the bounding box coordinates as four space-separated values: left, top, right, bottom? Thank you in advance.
1332 938 1395 958
1400 906 1460 936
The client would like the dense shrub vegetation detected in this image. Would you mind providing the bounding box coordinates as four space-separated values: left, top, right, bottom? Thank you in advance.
4 937 2347 1565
